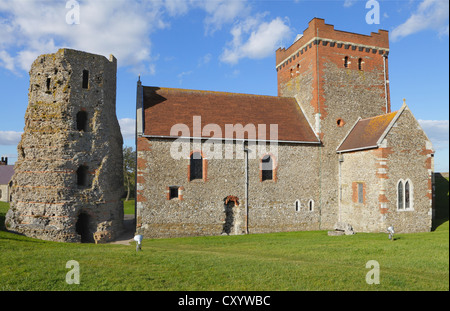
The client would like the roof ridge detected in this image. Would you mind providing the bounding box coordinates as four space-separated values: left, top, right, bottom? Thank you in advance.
143 86 290 99
358 110 397 122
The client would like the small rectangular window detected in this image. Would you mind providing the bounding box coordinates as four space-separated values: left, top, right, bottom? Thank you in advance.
357 183 364 204
82 70 89 89
169 186 179 200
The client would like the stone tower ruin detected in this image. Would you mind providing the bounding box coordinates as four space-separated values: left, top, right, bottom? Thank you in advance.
5 48 124 243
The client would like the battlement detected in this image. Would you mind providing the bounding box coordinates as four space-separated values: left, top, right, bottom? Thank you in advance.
276 18 389 68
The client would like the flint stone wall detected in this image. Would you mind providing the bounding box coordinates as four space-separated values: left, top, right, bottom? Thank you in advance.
5 49 124 243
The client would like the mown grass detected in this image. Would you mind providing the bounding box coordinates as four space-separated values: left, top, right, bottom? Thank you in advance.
122 199 135 215
0 200 448 291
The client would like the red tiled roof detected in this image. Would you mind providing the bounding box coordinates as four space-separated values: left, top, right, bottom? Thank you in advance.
142 87 319 143
337 111 398 152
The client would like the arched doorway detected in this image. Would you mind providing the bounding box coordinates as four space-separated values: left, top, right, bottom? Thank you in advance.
75 212 93 243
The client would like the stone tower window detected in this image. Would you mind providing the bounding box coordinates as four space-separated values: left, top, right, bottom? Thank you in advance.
190 152 203 181
46 77 51 91
77 165 89 187
76 110 88 131
82 70 89 89
358 58 363 70
261 155 273 181
344 56 349 68
295 200 300 212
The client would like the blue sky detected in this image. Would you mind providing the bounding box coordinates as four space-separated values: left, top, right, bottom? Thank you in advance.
0 0 448 171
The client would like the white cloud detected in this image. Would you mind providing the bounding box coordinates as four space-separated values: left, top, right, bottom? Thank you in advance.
0 0 168 73
0 50 15 71
118 118 136 141
391 0 449 41
221 15 292 65
418 119 449 150
196 0 251 35
0 131 22 145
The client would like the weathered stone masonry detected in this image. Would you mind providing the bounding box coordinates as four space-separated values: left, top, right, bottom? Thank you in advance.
5 49 124 243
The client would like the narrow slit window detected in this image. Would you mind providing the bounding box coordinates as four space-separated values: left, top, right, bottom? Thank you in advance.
357 183 364 204
308 199 314 211
46 77 51 91
405 181 410 209
295 200 300 212
82 70 89 89
344 56 349 68
358 58 363 70
398 181 404 210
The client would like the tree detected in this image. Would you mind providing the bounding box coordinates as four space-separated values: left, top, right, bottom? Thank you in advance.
123 146 136 201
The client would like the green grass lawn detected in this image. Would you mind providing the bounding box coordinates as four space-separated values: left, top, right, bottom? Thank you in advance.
0 200 448 291
122 199 135 215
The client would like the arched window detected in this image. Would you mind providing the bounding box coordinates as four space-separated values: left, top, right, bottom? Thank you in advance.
397 180 404 210
76 110 88 132
405 180 410 210
344 56 349 68
358 58 363 70
190 152 203 181
77 165 89 187
397 179 413 210
261 155 273 181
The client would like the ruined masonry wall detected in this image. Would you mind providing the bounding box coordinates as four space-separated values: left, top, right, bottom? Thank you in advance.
5 49 124 243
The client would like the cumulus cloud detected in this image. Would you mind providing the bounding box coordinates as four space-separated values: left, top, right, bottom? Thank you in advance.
0 0 168 73
197 0 251 35
0 0 291 71
0 131 22 145
221 15 292 65
391 0 449 41
118 118 136 141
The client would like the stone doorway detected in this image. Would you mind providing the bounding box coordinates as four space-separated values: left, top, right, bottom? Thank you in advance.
75 212 93 243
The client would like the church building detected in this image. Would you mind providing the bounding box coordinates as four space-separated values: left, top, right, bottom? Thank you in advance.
135 18 435 238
